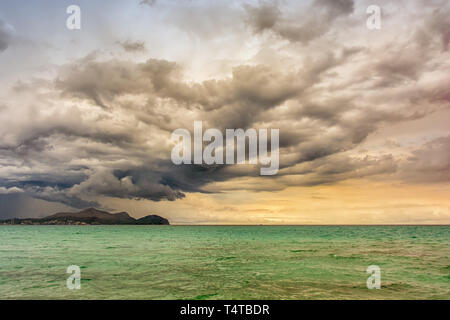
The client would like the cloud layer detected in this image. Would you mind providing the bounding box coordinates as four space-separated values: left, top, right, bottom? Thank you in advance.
0 0 449 222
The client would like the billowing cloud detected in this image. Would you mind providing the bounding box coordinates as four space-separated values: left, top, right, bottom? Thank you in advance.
0 186 23 194
0 0 449 222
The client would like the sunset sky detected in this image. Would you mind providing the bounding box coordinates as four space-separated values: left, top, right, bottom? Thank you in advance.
0 0 449 224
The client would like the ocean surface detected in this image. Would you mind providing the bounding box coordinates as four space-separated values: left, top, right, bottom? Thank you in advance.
0 225 448 299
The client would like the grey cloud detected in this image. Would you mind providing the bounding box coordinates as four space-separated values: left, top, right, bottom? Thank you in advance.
262 84 437 170
1 0 450 211
245 0 354 44
69 169 185 202
283 153 398 187
314 0 354 16
55 58 181 108
0 19 14 52
116 40 146 52
0 193 75 219
206 153 398 193
140 0 156 6
359 6 450 89
3 44 446 208
244 2 280 33
0 103 136 157
400 136 450 183
367 43 429 88
427 8 450 51
56 57 303 129
24 185 100 209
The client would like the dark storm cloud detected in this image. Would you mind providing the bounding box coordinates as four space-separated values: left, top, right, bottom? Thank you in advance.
27 187 100 209
55 59 169 108
2 37 449 210
0 101 136 158
0 193 74 219
245 0 354 44
56 57 303 129
69 169 186 202
1 1 450 214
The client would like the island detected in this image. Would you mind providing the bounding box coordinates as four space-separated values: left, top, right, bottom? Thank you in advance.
0 208 170 225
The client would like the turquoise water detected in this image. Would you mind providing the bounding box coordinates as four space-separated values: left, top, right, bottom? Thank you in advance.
0 226 448 299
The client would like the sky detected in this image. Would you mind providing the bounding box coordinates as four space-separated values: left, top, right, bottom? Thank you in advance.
0 0 449 224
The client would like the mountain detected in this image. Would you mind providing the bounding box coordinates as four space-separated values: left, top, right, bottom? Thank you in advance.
44 208 136 224
1 208 170 225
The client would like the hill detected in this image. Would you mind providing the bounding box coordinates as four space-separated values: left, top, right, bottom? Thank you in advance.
1 208 170 225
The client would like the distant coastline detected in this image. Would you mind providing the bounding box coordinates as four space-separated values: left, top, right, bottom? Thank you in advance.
0 208 170 225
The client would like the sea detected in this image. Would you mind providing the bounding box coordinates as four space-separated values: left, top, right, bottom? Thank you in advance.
0 225 448 299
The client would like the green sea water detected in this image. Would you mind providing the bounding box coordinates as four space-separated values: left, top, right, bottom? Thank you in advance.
0 225 448 300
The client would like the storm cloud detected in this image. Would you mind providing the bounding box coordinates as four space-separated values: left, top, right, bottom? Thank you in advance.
0 0 449 219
